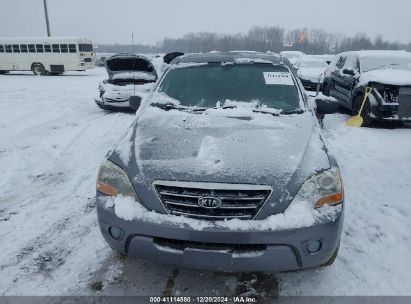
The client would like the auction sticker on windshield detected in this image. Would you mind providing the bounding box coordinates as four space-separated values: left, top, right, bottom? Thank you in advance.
263 72 294 85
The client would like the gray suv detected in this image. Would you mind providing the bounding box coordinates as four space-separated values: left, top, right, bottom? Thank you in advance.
96 52 344 272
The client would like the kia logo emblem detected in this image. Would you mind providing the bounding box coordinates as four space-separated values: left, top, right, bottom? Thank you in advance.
197 197 223 209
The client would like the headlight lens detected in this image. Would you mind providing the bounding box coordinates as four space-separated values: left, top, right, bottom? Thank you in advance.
295 167 343 208
96 159 138 200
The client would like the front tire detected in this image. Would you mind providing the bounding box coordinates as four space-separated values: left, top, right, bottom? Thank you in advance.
352 94 373 127
322 82 331 96
32 63 47 76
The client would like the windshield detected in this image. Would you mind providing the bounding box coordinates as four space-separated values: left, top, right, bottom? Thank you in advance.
361 56 411 72
78 44 93 52
157 63 301 110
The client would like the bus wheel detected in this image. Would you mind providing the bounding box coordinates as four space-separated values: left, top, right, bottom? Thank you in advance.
32 64 46 76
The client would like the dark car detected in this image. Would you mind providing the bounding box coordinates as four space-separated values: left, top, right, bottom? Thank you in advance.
322 50 411 126
95 52 344 272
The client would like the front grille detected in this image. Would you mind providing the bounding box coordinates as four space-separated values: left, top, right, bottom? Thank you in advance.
154 181 272 220
84 58 92 63
378 85 400 103
104 97 128 103
154 237 266 253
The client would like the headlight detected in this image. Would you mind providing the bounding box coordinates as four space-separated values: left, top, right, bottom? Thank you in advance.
295 167 343 208
98 84 105 94
96 159 138 200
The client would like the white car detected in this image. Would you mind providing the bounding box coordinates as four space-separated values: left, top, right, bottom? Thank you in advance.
95 53 157 111
280 51 304 68
295 56 328 91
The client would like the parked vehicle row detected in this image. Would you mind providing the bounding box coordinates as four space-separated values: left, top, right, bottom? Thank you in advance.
281 50 411 126
322 50 411 126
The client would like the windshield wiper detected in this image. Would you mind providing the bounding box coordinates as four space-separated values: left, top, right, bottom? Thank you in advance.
151 102 207 113
221 105 237 109
252 109 280 116
252 108 304 116
280 108 305 115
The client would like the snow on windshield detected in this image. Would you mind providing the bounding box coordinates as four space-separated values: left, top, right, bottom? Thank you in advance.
157 63 301 110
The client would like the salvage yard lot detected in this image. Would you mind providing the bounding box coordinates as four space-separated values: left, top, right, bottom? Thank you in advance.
0 68 410 297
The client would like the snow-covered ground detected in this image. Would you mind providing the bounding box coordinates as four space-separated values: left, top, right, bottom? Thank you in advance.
0 67 410 298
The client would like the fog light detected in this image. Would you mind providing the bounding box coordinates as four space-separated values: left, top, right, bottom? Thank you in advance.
108 226 124 241
307 240 322 254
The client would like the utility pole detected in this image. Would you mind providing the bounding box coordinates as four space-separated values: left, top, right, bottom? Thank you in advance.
43 0 51 37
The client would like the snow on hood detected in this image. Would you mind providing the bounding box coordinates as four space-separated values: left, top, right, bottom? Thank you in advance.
105 194 342 231
360 69 411 86
298 67 325 81
127 104 330 188
109 98 331 217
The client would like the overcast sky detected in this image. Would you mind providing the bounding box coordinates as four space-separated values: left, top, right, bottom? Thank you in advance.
1 0 410 45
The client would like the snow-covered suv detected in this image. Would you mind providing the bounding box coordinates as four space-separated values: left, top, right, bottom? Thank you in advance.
94 53 157 111
323 50 411 126
95 52 344 272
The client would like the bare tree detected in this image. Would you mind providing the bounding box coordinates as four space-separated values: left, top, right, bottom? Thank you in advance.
96 26 411 55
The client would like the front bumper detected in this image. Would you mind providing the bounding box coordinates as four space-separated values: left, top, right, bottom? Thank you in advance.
370 86 411 122
94 96 131 109
300 78 321 91
96 199 344 272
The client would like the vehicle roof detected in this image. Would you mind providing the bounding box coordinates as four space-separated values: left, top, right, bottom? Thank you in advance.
171 51 288 65
338 50 411 59
280 51 304 55
0 37 92 42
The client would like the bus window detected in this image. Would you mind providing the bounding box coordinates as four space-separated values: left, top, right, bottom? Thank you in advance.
28 44 36 53
60 44 68 53
44 45 51 52
52 44 60 53
0 45 4 52
68 44 76 53
79 44 93 52
12 45 20 53
20 44 28 53
36 44 44 53
5 45 12 53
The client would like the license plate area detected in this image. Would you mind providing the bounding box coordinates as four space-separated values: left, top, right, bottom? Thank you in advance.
398 87 411 119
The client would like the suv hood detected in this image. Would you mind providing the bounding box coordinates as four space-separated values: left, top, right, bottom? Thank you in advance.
110 107 331 216
105 54 157 80
360 69 411 86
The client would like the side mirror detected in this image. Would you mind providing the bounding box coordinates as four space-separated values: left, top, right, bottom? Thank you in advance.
315 97 340 115
129 95 142 111
343 68 355 76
